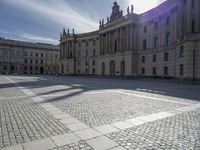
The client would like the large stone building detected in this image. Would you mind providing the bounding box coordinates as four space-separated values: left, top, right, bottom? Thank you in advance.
0 38 59 74
60 0 200 80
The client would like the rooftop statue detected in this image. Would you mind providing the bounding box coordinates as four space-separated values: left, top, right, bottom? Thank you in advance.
110 1 123 22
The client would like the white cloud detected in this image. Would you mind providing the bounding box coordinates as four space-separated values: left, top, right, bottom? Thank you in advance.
21 33 58 44
3 0 99 33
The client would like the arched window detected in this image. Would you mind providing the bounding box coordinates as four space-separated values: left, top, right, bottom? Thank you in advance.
143 39 147 50
166 32 170 47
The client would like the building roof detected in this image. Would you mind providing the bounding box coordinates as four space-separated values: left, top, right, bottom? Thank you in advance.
0 37 59 50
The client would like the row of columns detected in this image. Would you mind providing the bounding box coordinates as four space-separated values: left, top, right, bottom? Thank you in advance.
100 24 135 55
60 41 73 59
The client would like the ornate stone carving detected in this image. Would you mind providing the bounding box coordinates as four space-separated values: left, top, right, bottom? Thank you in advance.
110 1 123 22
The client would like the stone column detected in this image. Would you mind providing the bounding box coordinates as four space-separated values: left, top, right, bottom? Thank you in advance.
99 35 102 55
60 44 63 59
108 32 110 54
63 43 66 58
120 27 123 52
100 35 103 55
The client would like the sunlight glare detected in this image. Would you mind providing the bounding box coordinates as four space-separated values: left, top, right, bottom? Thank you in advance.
127 0 166 14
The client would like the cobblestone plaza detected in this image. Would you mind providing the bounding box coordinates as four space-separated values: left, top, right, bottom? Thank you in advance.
0 75 200 150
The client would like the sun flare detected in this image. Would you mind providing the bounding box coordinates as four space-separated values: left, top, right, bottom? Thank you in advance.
127 0 166 14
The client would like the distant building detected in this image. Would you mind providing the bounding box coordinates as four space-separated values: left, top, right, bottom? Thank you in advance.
60 0 200 80
0 38 59 75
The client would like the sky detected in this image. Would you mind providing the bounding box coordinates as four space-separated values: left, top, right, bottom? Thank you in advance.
0 0 166 45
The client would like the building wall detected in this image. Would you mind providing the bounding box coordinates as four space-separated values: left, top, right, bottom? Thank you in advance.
0 39 59 75
59 0 200 80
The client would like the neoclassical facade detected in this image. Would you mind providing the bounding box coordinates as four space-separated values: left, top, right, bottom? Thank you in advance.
60 0 200 80
0 38 59 75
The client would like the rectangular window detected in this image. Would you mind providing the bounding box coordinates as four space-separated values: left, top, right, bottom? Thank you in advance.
153 67 156 75
142 56 145 63
164 53 168 61
180 64 184 75
164 66 168 75
153 55 157 62
142 68 145 75
92 69 95 74
192 20 195 33
179 46 184 57
92 60 95 66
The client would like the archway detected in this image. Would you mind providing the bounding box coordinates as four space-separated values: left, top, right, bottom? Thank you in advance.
120 61 125 76
102 62 105 75
109 60 115 76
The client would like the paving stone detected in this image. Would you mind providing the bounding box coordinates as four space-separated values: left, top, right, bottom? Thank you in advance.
51 133 80 147
60 118 80 125
109 146 127 150
48 110 64 115
50 141 94 150
74 128 102 140
44 107 61 112
136 115 158 122
125 118 147 126
94 125 119 135
1 144 23 150
52 113 72 120
0 97 70 149
107 109 200 150
52 92 186 127
65 122 90 131
111 121 134 130
23 138 56 150
32 97 44 102
40 104 55 108
86 136 118 150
